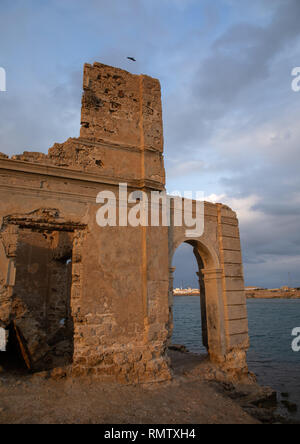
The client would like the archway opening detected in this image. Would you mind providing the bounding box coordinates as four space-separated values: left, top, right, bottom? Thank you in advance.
170 242 208 365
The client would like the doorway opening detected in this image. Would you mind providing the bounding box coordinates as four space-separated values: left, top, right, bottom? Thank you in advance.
9 228 75 372
170 241 208 357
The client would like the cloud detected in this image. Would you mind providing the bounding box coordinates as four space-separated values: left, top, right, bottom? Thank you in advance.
167 159 205 178
206 193 264 223
0 0 299 288
0 71 81 156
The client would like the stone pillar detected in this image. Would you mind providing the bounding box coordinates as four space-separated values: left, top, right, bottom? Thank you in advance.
167 266 176 345
70 229 86 375
0 224 19 326
216 204 249 375
196 271 208 351
201 268 227 362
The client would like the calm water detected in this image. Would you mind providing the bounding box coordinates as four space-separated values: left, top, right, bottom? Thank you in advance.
172 296 300 420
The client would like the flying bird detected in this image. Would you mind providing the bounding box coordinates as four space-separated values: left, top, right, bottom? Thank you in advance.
127 57 136 62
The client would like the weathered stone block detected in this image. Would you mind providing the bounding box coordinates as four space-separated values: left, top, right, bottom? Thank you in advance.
220 224 241 238
228 333 250 349
222 250 243 264
228 318 249 336
223 263 244 277
221 237 241 251
226 305 248 321
224 277 245 292
226 291 247 306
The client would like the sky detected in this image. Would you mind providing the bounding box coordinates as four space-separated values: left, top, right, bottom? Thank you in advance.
0 0 300 288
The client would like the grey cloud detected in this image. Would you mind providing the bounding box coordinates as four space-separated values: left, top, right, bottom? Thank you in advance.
166 159 205 178
164 0 300 160
195 1 300 110
0 0 299 288
0 73 81 156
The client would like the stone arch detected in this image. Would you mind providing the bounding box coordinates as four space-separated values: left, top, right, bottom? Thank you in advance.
169 236 227 363
172 235 220 270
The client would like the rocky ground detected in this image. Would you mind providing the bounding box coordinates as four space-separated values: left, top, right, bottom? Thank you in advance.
0 351 290 425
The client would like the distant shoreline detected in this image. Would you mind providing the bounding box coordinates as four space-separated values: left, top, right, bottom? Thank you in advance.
246 289 300 300
173 288 300 299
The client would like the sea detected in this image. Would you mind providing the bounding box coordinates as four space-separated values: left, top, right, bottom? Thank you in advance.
172 296 300 421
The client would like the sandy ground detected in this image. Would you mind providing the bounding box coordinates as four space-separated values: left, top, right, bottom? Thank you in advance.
0 352 259 425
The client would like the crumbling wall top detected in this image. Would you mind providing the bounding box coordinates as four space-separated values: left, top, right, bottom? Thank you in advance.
0 62 166 186
80 62 164 152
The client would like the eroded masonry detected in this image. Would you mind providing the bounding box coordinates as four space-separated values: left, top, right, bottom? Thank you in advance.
0 62 249 382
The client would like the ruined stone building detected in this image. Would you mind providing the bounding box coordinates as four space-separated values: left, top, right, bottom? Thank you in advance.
0 62 249 382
